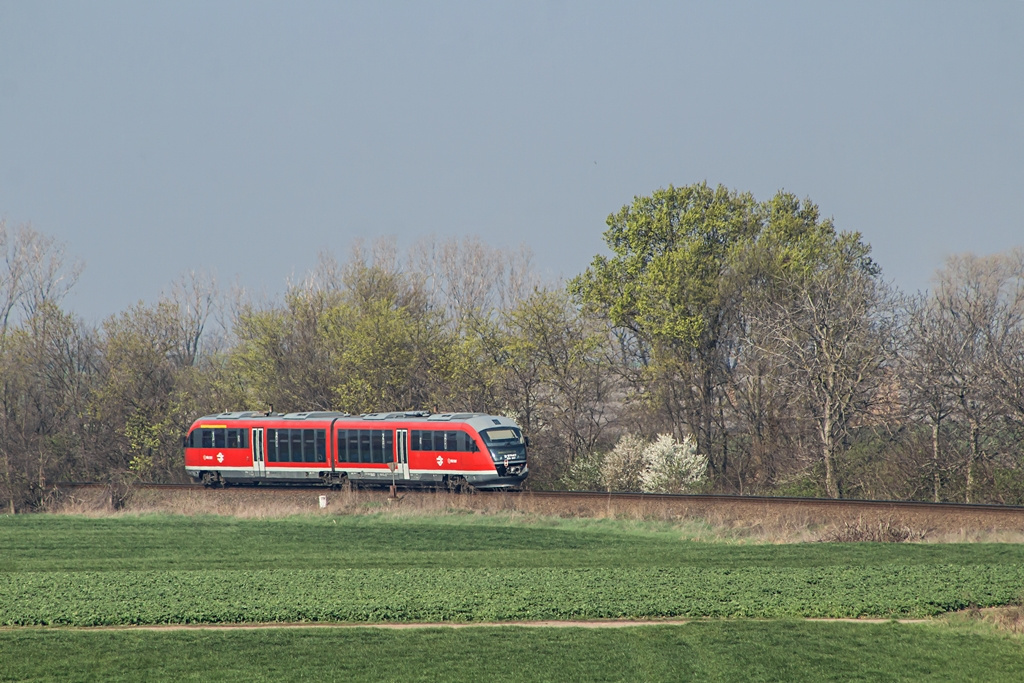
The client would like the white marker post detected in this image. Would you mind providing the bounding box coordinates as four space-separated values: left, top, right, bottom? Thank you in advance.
385 462 397 499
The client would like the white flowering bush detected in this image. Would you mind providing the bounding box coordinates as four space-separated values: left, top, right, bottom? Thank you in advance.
567 433 708 493
560 451 605 491
599 433 648 492
640 433 707 493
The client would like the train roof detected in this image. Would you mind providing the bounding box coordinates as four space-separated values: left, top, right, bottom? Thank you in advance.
191 411 520 432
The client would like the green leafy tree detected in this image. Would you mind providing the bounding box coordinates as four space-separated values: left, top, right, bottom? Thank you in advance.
232 246 452 415
571 183 759 481
573 184 890 495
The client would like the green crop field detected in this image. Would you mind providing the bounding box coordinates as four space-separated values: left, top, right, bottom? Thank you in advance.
1 514 1023 680
2 515 1024 626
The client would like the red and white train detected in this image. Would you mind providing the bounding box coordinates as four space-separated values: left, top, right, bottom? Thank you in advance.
184 411 528 490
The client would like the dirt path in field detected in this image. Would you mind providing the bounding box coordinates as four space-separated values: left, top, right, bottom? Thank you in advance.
3 618 931 632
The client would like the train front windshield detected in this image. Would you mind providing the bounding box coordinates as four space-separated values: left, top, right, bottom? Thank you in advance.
481 427 527 461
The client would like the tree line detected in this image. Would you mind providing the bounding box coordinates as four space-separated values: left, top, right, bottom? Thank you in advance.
2 183 1023 511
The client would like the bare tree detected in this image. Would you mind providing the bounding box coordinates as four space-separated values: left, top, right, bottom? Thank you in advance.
902 293 960 501
748 252 898 498
0 222 87 512
979 250 1024 433
926 252 1024 501
727 338 807 493
503 289 617 466
167 270 219 367
411 235 536 331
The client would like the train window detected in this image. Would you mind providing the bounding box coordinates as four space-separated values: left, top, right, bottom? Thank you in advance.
276 430 286 462
316 429 326 462
283 429 293 462
482 427 522 444
273 429 283 462
359 431 372 463
279 430 292 462
371 430 383 463
267 429 278 462
193 427 251 450
289 430 301 463
412 430 433 451
302 429 315 463
348 431 360 462
334 429 395 463
349 431 359 462
300 429 316 463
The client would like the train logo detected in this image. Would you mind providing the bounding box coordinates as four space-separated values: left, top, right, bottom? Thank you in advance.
436 455 444 467
217 453 224 463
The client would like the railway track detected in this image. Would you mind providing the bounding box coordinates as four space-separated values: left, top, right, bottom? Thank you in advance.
526 489 1024 514
52 481 1024 532
57 481 1024 513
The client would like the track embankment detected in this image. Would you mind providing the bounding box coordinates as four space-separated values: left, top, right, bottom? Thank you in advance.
49 484 1024 538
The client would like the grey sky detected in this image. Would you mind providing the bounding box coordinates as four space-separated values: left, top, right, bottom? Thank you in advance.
2 1 1022 322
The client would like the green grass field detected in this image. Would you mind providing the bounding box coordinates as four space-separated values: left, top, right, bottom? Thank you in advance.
1 514 1023 680
5 514 1024 572
2 623 1023 682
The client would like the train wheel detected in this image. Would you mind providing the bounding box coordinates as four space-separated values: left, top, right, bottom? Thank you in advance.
446 476 475 495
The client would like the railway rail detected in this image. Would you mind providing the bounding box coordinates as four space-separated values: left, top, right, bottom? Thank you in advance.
527 490 1024 514
48 482 1024 533
55 481 1024 515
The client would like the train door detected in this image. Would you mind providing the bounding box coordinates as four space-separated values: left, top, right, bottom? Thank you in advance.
396 429 409 479
252 427 265 477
